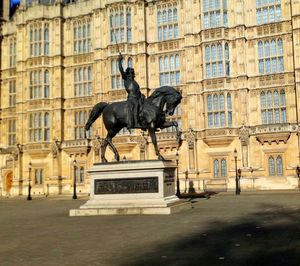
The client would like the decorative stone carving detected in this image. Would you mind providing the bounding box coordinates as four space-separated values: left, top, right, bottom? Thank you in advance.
92 136 103 156
138 132 148 153
185 128 196 149
239 125 250 145
52 139 61 159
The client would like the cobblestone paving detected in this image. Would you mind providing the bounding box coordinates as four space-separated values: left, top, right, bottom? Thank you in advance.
0 192 299 266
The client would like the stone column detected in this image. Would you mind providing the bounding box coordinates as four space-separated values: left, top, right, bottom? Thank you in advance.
239 125 250 168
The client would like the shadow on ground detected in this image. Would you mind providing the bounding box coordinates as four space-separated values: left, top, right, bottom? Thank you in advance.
125 204 300 266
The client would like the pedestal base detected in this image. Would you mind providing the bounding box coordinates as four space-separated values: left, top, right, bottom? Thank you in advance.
69 160 191 216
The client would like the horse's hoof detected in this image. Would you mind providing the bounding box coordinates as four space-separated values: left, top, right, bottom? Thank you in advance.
101 158 108 163
115 156 120 162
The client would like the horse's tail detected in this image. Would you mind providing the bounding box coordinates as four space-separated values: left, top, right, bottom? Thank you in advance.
85 102 108 131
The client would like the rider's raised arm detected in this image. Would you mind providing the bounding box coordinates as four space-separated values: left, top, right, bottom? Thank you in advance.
118 55 126 80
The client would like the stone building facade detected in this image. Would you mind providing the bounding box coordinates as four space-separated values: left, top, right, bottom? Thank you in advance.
0 0 300 196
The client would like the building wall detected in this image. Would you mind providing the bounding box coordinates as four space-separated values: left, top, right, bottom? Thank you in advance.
0 0 300 196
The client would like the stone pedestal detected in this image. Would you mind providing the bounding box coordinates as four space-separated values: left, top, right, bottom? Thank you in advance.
70 160 191 216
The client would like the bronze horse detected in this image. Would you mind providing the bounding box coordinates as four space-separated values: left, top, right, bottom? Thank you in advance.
85 86 182 162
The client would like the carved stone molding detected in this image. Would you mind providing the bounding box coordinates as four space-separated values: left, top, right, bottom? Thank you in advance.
256 133 291 145
61 139 91 156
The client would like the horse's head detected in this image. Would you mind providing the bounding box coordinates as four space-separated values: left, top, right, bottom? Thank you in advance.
165 90 182 116
148 86 182 115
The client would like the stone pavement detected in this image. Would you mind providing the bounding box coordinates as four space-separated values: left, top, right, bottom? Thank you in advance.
0 192 299 266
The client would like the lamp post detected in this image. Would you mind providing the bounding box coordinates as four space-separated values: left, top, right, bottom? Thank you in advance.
27 162 32 200
73 159 77 199
296 166 300 190
233 149 239 195
175 151 181 197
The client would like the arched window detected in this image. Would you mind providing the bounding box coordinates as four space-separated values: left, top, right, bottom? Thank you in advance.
157 4 178 40
159 54 180 86
277 38 283 55
276 156 283 176
203 0 228 28
221 159 226 177
44 26 49 55
256 0 281 24
214 159 219 177
205 46 210 61
205 43 229 78
227 93 232 126
260 92 266 108
44 112 50 141
126 12 132 42
269 156 275 176
44 70 49 98
80 167 84 183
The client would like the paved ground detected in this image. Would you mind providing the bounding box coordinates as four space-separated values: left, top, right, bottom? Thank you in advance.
0 192 299 266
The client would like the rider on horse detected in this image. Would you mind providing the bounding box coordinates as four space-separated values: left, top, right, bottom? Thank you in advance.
118 54 145 129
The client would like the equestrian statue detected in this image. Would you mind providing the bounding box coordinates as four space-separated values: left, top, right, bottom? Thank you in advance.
85 53 182 162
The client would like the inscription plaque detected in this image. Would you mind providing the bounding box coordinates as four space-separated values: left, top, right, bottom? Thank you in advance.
94 177 159 194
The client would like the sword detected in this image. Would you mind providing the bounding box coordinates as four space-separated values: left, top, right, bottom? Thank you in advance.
112 31 122 56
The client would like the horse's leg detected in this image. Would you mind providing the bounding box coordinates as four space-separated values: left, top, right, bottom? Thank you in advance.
160 121 182 145
101 138 109 163
149 126 164 161
106 134 120 162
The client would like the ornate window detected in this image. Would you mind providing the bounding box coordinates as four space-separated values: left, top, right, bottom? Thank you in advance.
74 66 92 96
203 0 228 29
111 57 132 89
9 80 16 107
205 43 229 78
258 39 284 75
73 19 92 54
213 158 227 177
9 38 16 68
260 89 286 124
256 0 281 25
29 112 50 142
34 169 44 185
29 23 50 57
268 155 283 176
29 69 50 99
110 7 132 43
157 3 179 41
159 54 180 86
8 119 16 146
74 110 92 140
207 92 232 128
